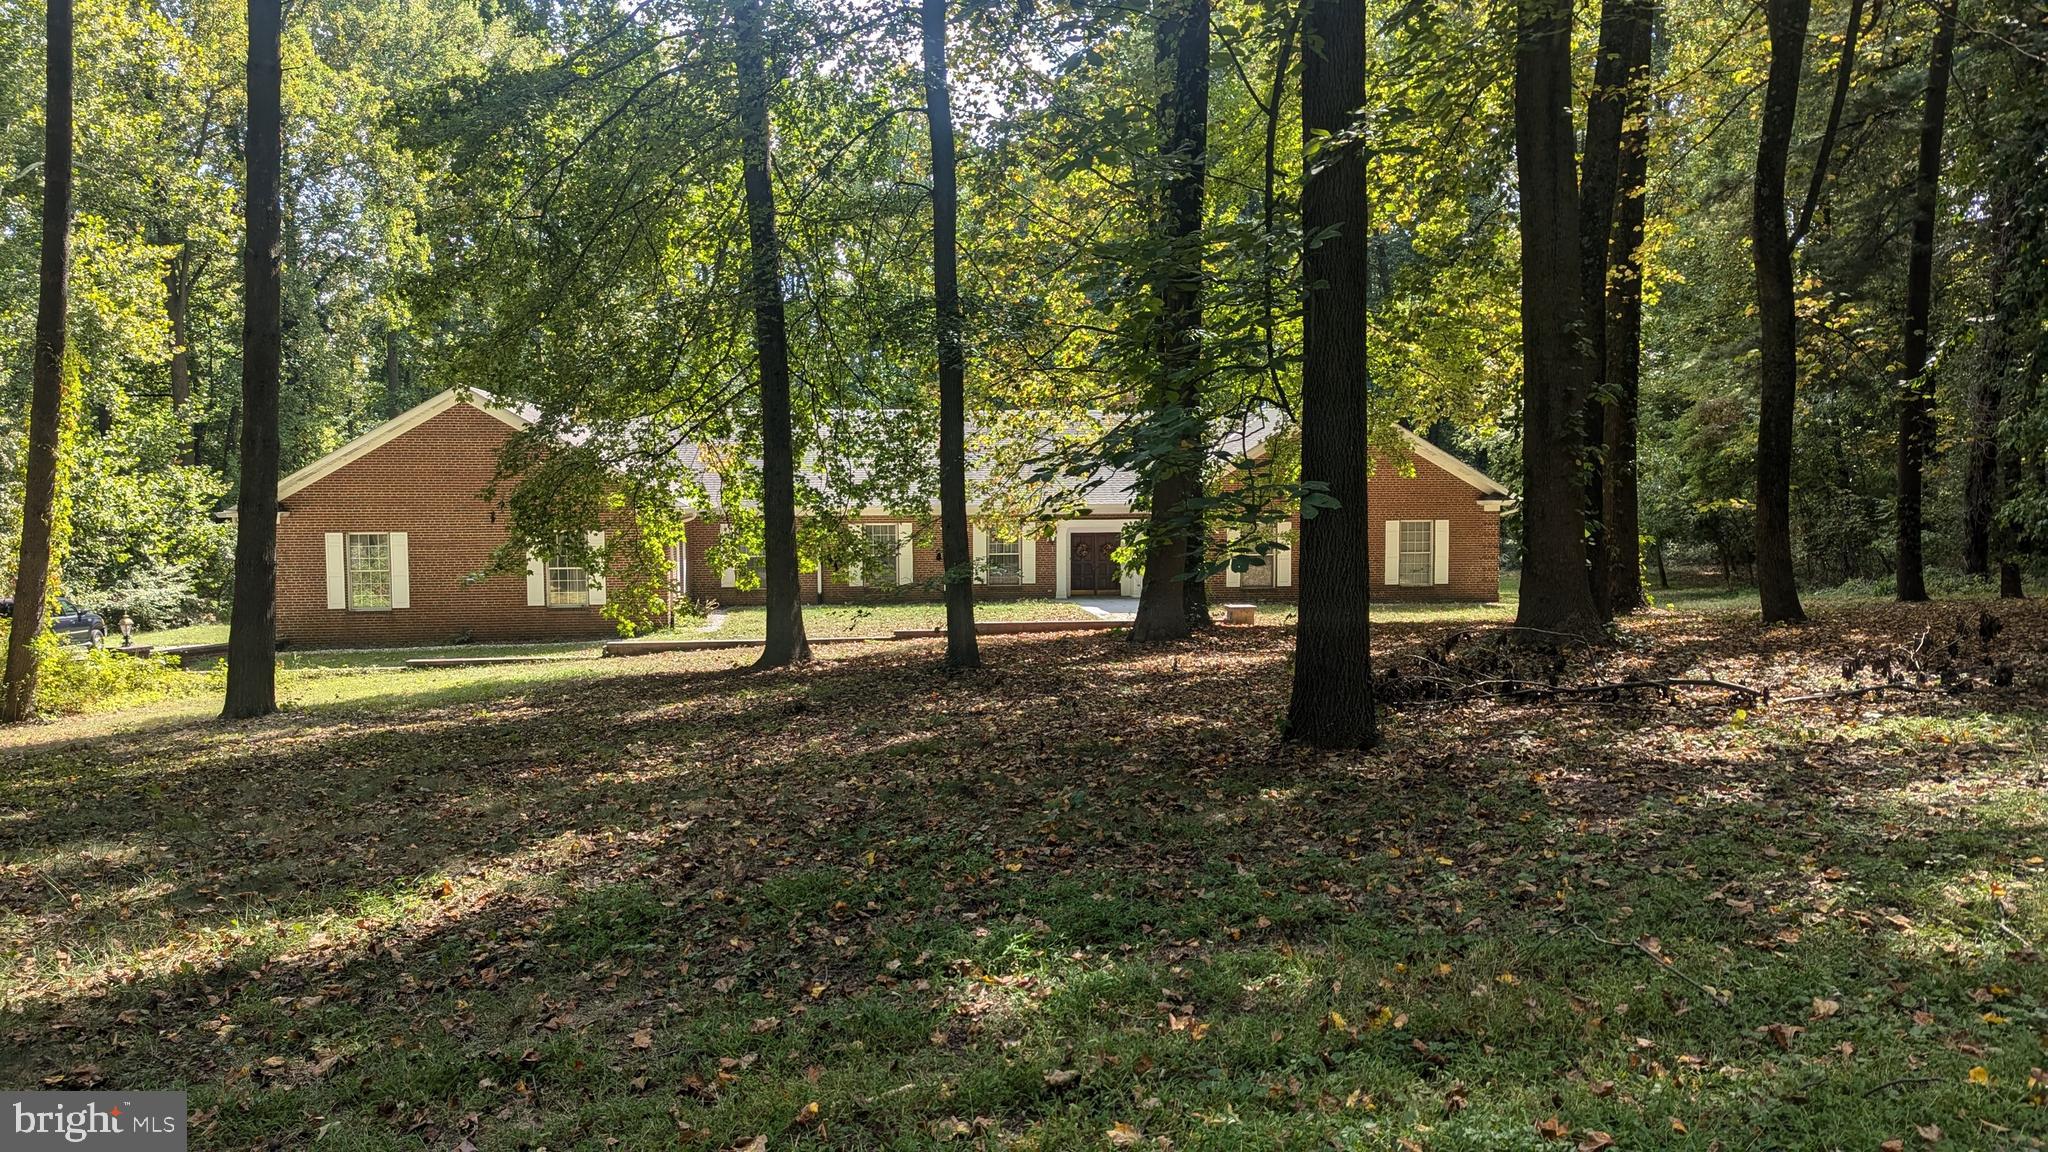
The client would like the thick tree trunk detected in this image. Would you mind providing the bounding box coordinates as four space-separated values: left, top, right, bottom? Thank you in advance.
1 0 73 724
1284 0 1375 749
1577 0 1639 623
1602 5 1654 615
1132 0 1212 643
922 0 979 668
1894 0 1957 603
222 0 283 718
1752 0 1809 625
736 0 811 670
1514 0 1602 638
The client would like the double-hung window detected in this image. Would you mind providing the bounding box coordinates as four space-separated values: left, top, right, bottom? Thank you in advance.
1398 521 1434 587
984 534 1022 585
346 533 393 611
849 523 902 586
546 558 590 607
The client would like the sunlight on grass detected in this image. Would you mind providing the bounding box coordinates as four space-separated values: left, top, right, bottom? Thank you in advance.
702 598 1094 638
4 599 2044 1150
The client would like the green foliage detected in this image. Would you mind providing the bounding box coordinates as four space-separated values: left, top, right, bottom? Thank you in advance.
1 629 208 715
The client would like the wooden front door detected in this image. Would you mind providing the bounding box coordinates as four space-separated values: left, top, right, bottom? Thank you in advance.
1069 532 1121 595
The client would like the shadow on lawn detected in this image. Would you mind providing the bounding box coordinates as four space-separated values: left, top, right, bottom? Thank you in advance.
2 610 2044 1149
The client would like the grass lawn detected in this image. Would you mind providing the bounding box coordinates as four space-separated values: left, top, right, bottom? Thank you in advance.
127 621 231 647
3 595 2044 1151
703 597 1095 638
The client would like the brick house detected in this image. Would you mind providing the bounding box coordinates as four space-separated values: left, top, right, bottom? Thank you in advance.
268 390 1510 645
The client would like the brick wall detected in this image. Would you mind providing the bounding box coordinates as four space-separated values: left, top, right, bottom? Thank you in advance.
682 520 1062 605
682 448 1500 606
280 400 1500 644
277 403 627 646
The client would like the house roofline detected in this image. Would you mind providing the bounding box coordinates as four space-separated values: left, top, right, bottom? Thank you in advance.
274 389 533 506
1391 426 1512 500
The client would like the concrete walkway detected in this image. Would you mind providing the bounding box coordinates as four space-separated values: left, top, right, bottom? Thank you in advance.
1071 597 1139 621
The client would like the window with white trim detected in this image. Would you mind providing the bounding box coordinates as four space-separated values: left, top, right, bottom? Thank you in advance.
1239 546 1275 588
848 522 899 587
984 533 1022 585
1398 521 1434 587
546 558 590 607
346 533 393 611
858 523 899 554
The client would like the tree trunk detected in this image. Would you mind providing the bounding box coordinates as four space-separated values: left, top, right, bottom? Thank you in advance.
1602 4 1654 615
222 0 283 719
1792 0 1865 246
1893 0 1957 603
1514 0 1602 638
1284 0 1375 749
736 0 811 670
1132 0 1212 643
1752 0 1809 625
382 323 405 416
164 236 197 464
1963 195 2010 579
923 0 979 669
1577 0 1638 623
1 0 73 724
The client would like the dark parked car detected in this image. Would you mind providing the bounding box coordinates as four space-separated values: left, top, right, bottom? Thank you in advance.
0 596 107 646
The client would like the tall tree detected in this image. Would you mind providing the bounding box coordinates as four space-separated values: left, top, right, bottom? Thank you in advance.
1 0 74 724
223 0 285 719
1284 0 1375 749
1130 0 1212 643
1751 0 1809 625
1602 4 1655 615
737 0 811 670
1791 0 1866 247
1893 0 1958 603
1576 0 1636 623
1963 192 2010 582
923 0 979 669
1513 0 1602 637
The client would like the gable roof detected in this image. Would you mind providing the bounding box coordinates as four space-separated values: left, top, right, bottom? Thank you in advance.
276 389 533 504
274 390 1512 513
1391 426 1512 499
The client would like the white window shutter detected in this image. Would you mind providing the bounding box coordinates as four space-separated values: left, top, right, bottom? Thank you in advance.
1433 520 1451 585
721 565 738 588
526 555 547 606
895 523 914 585
586 531 607 605
1384 522 1400 586
1225 529 1241 588
1018 526 1037 583
1275 524 1292 587
324 533 347 609
972 527 988 584
388 532 411 609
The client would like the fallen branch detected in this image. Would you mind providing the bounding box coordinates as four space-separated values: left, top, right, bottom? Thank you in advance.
1571 921 1732 1007
1404 676 1764 708
1861 1075 1941 1097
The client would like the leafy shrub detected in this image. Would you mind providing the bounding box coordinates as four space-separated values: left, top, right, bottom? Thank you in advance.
33 642 212 715
70 563 217 631
0 628 213 717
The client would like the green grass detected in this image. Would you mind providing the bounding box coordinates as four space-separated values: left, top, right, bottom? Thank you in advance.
704 597 1095 638
128 621 230 647
4 598 2044 1150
